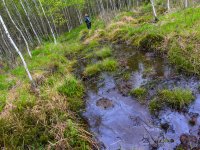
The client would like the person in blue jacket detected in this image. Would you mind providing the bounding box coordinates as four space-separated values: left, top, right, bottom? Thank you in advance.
84 14 91 29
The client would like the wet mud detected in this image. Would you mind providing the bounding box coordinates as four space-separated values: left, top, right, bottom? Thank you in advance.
82 44 200 150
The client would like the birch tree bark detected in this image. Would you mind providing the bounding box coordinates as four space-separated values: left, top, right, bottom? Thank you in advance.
20 0 41 45
3 0 32 58
167 0 170 11
185 0 188 8
0 15 33 81
38 0 57 44
150 0 159 21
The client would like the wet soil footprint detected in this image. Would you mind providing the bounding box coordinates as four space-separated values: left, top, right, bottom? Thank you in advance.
96 98 114 109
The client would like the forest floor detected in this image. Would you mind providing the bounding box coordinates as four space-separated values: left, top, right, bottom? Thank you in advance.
1 4 200 149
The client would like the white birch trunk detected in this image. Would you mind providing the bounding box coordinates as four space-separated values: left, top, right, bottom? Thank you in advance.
0 15 33 81
20 0 41 45
38 0 57 44
3 0 32 58
167 0 170 11
150 0 158 21
185 0 188 8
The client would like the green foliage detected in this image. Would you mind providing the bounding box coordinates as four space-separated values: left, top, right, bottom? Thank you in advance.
58 75 84 98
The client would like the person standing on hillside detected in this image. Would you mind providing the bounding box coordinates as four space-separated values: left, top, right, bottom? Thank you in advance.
84 14 91 29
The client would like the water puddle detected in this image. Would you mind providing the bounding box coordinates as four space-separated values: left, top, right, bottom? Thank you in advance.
83 44 200 149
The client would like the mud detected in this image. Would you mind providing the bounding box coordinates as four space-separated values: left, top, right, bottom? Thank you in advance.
82 44 200 150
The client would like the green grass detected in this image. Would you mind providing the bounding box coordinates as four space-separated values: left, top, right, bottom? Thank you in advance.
159 88 194 109
84 58 118 77
95 47 112 59
58 75 84 98
130 88 147 98
149 98 162 115
84 63 101 76
100 58 118 71
149 88 194 114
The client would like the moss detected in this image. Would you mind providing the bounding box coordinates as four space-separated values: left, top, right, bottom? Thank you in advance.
58 75 84 98
159 88 194 110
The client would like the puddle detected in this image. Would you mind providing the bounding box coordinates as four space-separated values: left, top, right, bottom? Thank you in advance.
82 44 200 150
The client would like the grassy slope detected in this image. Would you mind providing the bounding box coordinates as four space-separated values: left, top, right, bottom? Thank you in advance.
0 25 99 149
0 4 200 149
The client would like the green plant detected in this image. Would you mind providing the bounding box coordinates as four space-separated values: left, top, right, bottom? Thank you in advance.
149 98 162 115
95 47 112 59
100 58 118 71
158 88 194 109
130 88 147 98
84 63 101 76
58 75 84 98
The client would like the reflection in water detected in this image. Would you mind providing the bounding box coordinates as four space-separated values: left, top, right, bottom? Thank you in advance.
83 45 200 150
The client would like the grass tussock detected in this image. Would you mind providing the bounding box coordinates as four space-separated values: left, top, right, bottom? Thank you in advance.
149 88 194 114
84 58 118 77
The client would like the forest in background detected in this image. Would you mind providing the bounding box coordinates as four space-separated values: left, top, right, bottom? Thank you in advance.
1 0 200 149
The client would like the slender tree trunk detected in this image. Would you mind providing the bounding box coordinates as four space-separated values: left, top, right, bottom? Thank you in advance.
150 0 159 21
167 0 170 11
20 0 41 45
0 15 33 81
38 0 57 44
3 0 32 58
185 0 188 8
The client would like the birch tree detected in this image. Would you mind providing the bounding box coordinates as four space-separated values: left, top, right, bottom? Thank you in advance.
150 0 159 21
38 0 57 44
3 0 32 58
20 0 41 45
167 0 170 11
0 14 33 81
